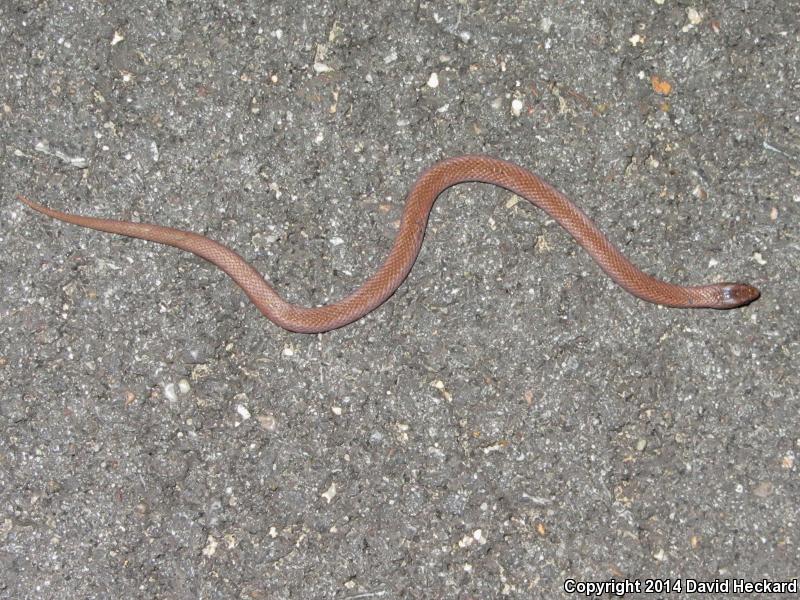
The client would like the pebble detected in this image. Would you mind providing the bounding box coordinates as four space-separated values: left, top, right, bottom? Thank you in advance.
236 404 251 420
321 482 337 503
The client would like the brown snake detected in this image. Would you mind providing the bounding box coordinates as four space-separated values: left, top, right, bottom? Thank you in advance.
19 155 759 332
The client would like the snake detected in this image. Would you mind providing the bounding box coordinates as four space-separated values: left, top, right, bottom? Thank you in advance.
18 155 759 332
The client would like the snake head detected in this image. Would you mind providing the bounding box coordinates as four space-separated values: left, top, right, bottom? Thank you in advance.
718 282 760 308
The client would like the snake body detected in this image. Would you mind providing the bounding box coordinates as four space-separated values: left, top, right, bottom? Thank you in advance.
19 155 759 332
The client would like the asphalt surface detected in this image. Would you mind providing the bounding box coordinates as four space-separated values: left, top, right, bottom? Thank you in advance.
2 1 798 598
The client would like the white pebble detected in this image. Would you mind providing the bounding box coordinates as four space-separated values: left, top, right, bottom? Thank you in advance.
321 482 337 503
427 72 439 88
163 383 178 402
687 7 703 25
202 535 218 557
236 404 251 420
511 98 523 116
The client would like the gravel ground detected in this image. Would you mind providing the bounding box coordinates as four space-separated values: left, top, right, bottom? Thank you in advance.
2 1 798 598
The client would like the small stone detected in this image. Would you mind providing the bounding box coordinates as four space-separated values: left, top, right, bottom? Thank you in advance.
687 8 703 25
257 414 277 431
321 482 337 503
782 453 795 469
202 535 218 557
163 383 178 402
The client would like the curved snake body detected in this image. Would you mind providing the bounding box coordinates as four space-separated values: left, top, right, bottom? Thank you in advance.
19 155 759 332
